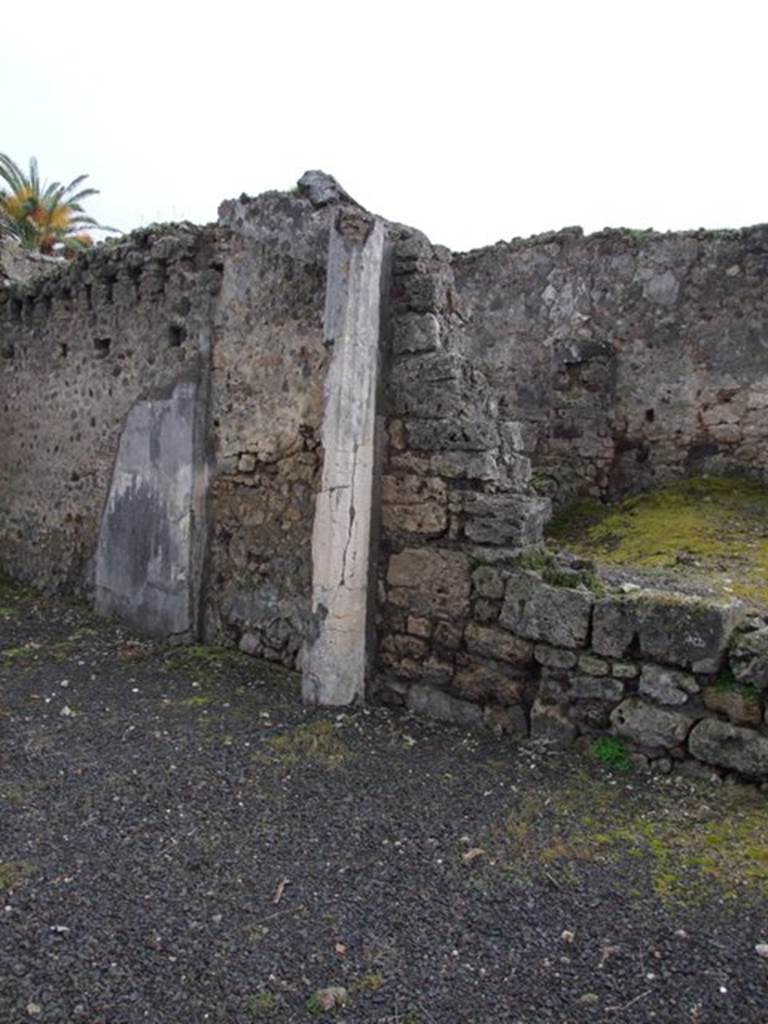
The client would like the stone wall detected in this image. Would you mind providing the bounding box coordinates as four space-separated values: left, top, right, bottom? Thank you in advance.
202 191 330 664
0 181 338 663
2 172 768 779
374 219 768 782
0 224 220 594
453 226 768 505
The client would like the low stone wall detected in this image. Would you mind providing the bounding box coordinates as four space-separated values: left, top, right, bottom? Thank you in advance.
377 550 768 780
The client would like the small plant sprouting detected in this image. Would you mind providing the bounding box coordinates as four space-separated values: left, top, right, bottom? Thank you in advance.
245 990 278 1019
715 667 760 702
516 548 603 594
591 736 632 773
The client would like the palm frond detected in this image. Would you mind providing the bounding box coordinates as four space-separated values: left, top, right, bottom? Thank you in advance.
0 153 28 194
29 157 40 198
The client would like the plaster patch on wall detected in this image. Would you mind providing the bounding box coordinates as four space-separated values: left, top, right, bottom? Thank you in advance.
95 379 201 638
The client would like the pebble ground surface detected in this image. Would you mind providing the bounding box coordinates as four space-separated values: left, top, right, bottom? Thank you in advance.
1 578 767 1024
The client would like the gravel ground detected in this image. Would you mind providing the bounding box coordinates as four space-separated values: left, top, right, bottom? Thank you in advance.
1 579 767 1024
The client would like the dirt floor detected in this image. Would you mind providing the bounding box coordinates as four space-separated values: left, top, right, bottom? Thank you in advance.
1 577 768 1023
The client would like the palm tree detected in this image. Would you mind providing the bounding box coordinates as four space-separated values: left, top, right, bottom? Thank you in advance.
0 153 116 255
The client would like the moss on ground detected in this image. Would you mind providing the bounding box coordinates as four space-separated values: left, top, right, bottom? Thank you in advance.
476 772 768 905
161 644 256 682
265 720 351 769
0 861 33 891
546 476 768 609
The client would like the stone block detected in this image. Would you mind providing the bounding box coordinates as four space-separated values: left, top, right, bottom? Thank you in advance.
530 699 577 746
688 718 768 779
499 571 593 648
452 661 526 705
610 698 693 749
463 493 551 547
534 645 578 669
406 616 432 638
429 451 501 481
239 632 261 656
569 700 614 731
405 417 499 453
464 623 534 667
702 686 762 726
578 653 609 677
381 474 447 535
380 633 430 659
392 312 441 356
570 675 625 702
387 547 470 618
406 683 483 728
472 598 499 624
729 628 768 690
434 620 463 650
539 668 570 702
392 382 467 420
612 660 639 679
593 591 744 669
484 704 529 737
638 664 699 706
592 597 636 657
502 454 533 490
472 566 506 600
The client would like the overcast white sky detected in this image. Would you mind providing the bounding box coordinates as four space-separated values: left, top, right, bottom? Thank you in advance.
2 0 766 252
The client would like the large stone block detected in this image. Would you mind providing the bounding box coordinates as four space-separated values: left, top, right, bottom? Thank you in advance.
610 698 693 748
381 474 447 535
463 493 551 547
392 312 441 356
702 686 763 726
593 591 744 669
638 664 699 706
472 566 506 600
499 571 593 648
452 660 527 705
406 683 483 728
405 417 499 452
570 675 625 702
428 451 501 481
688 718 768 778
387 547 471 618
530 699 577 746
729 628 768 690
464 623 534 667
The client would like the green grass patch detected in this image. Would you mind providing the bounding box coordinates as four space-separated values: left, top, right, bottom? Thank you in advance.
477 772 768 905
591 736 632 772
245 991 279 1018
266 720 351 769
0 861 33 890
546 476 768 609
162 644 255 683
515 548 603 594
714 666 761 701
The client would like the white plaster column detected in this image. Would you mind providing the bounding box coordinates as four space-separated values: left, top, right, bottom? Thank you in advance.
302 210 389 705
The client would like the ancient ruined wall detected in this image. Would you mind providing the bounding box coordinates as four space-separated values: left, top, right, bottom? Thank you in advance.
0 225 220 592
202 192 330 665
453 226 768 505
375 228 550 717
2 172 768 778
374 221 768 782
